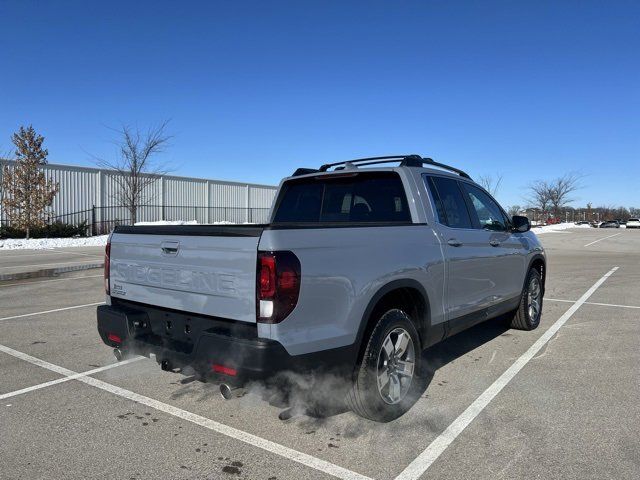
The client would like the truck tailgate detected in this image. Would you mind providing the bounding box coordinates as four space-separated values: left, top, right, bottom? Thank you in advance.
109 226 263 323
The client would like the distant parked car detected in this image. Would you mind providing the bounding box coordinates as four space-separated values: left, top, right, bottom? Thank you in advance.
626 218 640 229
599 220 620 228
574 221 590 225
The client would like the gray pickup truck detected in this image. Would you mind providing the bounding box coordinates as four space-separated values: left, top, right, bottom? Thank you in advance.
97 155 545 421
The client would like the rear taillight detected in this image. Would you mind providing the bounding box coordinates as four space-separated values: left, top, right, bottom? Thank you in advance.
212 364 237 376
259 254 276 298
104 237 111 295
107 333 121 344
257 251 301 324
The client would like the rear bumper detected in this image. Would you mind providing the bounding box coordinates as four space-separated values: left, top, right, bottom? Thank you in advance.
97 301 356 384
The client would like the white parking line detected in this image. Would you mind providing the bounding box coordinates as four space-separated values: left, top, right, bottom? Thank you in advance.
395 266 619 480
584 232 622 247
0 259 102 270
0 274 103 288
0 343 371 480
0 356 142 400
546 298 640 309
0 302 104 322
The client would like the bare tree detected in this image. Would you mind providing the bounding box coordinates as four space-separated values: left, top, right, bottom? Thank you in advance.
507 205 521 216
586 202 593 222
95 121 172 225
526 173 582 221
614 206 630 221
547 172 583 217
596 204 617 221
477 173 503 197
527 180 551 216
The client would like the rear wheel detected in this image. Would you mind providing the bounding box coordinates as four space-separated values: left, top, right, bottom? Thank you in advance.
509 268 543 330
347 309 421 422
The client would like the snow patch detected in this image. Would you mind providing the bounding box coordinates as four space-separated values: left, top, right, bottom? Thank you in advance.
532 223 592 235
134 220 199 226
134 220 250 226
0 235 109 250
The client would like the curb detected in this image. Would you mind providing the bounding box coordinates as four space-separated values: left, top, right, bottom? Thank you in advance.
0 262 104 282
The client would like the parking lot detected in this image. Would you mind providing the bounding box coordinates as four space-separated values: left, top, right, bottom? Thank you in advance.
1 229 638 480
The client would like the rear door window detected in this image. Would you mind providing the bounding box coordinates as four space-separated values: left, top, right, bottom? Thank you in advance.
424 176 473 229
273 172 411 224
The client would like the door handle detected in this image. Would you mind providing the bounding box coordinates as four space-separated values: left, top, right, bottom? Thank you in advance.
161 241 180 255
489 239 501 247
447 238 462 247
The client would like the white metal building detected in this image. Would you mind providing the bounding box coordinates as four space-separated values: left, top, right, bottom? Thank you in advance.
0 160 278 229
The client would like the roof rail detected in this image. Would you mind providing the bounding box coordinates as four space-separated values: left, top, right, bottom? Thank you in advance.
316 154 471 179
318 155 413 172
409 157 471 179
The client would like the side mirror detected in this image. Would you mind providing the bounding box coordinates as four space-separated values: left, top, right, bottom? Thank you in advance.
512 215 530 233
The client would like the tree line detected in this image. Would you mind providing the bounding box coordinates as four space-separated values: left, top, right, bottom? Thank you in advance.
482 172 637 222
520 174 637 222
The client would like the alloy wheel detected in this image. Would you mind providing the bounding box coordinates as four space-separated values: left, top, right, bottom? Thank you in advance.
527 277 542 321
376 327 416 405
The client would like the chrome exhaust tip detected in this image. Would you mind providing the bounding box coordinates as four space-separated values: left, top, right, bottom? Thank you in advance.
113 348 124 362
220 383 245 400
220 384 233 400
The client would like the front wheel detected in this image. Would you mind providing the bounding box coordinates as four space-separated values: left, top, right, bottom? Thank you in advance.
509 268 543 330
347 309 422 422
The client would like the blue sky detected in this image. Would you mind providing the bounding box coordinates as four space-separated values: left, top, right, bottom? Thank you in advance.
1 0 638 208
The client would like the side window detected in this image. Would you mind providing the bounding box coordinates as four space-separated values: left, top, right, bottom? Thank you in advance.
424 176 473 229
461 183 509 231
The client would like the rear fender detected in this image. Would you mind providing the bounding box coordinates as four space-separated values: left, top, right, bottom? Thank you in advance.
355 279 432 361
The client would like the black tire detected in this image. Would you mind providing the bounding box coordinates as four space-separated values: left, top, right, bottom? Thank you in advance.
510 268 543 330
346 309 422 422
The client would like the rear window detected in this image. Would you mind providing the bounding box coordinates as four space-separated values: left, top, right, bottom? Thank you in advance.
272 172 411 224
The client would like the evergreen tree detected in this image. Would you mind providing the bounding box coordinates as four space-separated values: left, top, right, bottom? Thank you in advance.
1 126 59 238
